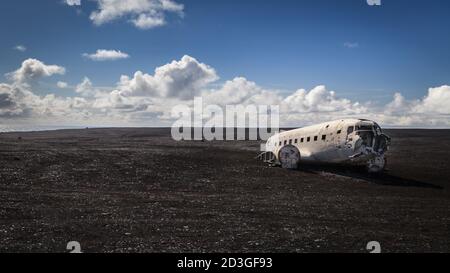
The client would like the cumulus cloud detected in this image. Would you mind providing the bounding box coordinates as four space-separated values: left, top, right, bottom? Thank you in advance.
204 77 281 106
378 86 450 127
75 77 103 97
82 49 130 61
413 85 450 114
132 12 166 29
65 0 81 6
276 86 370 126
116 55 218 99
1 56 450 128
0 83 30 117
8 59 65 83
202 81 368 127
0 59 92 123
88 0 184 29
282 85 366 114
0 83 83 120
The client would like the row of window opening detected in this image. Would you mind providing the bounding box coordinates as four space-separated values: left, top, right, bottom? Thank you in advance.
277 135 328 146
276 127 355 147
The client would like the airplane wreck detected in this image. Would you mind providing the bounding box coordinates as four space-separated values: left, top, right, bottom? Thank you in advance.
258 119 391 173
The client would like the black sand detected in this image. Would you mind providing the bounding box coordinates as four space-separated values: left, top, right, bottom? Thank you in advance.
0 128 449 253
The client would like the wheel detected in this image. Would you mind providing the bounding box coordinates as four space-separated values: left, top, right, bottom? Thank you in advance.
278 145 301 170
367 156 386 173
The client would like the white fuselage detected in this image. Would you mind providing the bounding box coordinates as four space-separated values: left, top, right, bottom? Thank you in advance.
265 119 390 167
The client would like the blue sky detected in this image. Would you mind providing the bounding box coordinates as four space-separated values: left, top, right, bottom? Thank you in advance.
1 0 450 128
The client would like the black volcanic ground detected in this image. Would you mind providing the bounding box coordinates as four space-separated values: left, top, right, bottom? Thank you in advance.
0 128 449 253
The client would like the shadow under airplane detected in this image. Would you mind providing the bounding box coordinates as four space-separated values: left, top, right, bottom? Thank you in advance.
299 164 443 190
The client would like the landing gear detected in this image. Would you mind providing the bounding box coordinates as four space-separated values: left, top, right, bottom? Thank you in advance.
279 145 301 170
367 156 386 173
256 151 277 166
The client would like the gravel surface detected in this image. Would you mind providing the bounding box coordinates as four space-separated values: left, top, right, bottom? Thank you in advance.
0 128 449 253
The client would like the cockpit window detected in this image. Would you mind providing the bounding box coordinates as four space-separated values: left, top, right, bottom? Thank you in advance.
374 123 382 134
358 131 374 147
356 125 373 131
347 126 354 135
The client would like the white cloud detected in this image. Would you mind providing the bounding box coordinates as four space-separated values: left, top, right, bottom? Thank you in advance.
116 55 218 99
0 82 89 120
65 0 81 6
413 85 450 114
57 81 69 88
75 77 104 98
0 59 93 123
204 77 281 106
14 45 27 52
2 56 450 128
132 12 166 29
375 86 450 127
88 0 184 29
0 83 31 117
201 81 369 127
82 49 130 61
282 85 366 114
7 59 65 83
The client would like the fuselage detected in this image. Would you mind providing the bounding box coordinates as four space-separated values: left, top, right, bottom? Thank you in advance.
265 119 390 169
